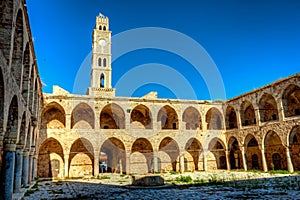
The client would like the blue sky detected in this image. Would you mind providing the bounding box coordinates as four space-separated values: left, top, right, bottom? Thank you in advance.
27 0 300 100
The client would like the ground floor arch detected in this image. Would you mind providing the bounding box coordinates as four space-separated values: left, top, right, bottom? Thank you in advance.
244 134 262 170
228 137 243 170
264 131 287 170
289 125 300 171
69 138 94 177
185 138 203 171
208 138 227 170
37 138 64 178
131 138 153 174
158 137 180 172
100 137 126 174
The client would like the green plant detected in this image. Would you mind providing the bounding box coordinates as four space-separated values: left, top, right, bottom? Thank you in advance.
269 170 289 174
208 173 218 183
170 171 178 175
24 189 35 196
194 177 206 184
120 174 126 177
99 175 110 179
175 175 192 183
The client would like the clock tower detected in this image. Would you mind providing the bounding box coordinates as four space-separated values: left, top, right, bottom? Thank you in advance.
88 13 115 97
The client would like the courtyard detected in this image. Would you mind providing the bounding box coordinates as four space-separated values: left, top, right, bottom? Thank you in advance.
23 171 300 200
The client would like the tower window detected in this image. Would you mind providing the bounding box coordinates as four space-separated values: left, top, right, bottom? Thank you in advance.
98 58 102 66
99 26 102 30
103 58 107 67
100 74 105 88
103 26 106 31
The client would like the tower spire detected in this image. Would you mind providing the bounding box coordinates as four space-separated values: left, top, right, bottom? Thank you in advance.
88 14 115 97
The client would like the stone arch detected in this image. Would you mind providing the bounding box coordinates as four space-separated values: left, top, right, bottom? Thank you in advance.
208 137 227 170
69 138 94 177
264 131 286 170
103 58 107 67
37 137 64 178
25 122 31 150
41 102 66 129
11 9 24 87
183 106 202 130
240 100 256 126
225 105 237 129
100 73 104 88
228 136 242 169
100 137 126 174
0 68 4 134
98 57 101 66
157 105 178 130
131 138 153 174
0 0 14 61
71 103 95 129
282 84 300 118
100 103 125 129
158 137 179 172
185 138 202 171
206 107 223 130
17 112 26 147
244 134 261 170
33 79 38 116
4 95 18 143
259 93 278 122
130 104 152 129
28 67 34 112
289 125 300 171
21 42 30 103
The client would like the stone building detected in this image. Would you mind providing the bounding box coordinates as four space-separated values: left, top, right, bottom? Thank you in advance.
38 13 300 180
0 0 44 199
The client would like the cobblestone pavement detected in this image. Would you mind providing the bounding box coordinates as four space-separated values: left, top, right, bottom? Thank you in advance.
24 172 300 200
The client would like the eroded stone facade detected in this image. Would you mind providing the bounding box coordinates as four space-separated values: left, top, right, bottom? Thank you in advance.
0 0 43 199
38 14 300 180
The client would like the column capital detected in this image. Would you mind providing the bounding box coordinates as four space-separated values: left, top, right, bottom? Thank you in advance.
64 154 70 159
16 144 24 150
23 150 30 157
3 142 17 152
31 116 38 127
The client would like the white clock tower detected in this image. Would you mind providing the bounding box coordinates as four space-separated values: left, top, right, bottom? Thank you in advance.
88 13 115 97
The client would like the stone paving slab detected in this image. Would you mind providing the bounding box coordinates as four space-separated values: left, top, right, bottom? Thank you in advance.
23 172 300 200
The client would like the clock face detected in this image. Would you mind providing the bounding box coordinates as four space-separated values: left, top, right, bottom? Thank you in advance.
98 39 106 47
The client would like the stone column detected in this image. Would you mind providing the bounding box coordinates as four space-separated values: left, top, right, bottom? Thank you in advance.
286 147 294 173
202 121 207 132
261 148 268 172
64 154 69 178
203 151 208 171
125 111 131 130
119 159 123 174
254 104 261 126
125 152 130 175
241 146 247 171
65 113 71 130
93 152 99 177
177 112 182 130
13 147 23 192
236 109 242 129
1 142 16 200
22 151 29 187
94 111 100 130
32 156 36 181
225 150 231 170
277 98 285 121
28 153 33 184
179 155 185 173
